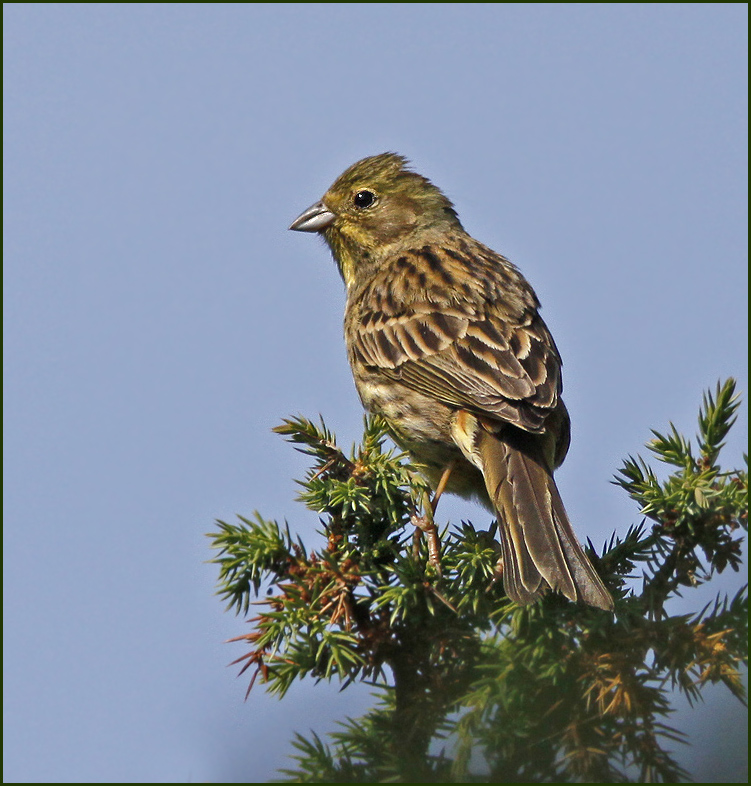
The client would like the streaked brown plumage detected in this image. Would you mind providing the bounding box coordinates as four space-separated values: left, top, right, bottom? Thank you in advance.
290 153 613 610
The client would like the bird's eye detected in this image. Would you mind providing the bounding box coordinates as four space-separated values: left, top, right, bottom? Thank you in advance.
353 190 376 209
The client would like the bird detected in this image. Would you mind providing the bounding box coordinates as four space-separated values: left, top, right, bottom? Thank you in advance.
289 153 613 611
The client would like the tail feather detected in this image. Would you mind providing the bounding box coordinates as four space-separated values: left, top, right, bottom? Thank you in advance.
478 427 613 611
548 486 614 610
486 435 563 599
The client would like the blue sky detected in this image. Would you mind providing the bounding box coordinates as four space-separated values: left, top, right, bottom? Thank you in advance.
4 4 747 782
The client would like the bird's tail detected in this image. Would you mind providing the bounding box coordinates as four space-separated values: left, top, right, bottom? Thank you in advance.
453 412 613 610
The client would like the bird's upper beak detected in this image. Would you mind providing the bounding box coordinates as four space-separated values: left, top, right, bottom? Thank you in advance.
289 201 336 233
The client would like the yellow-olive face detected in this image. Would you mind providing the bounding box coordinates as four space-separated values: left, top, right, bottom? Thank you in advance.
322 182 426 247
290 153 461 285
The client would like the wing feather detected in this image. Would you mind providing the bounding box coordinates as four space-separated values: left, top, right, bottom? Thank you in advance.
346 238 563 432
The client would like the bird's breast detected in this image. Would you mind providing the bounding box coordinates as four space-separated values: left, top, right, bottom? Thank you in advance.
350 363 489 504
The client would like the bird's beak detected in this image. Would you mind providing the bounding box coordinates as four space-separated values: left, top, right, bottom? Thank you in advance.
289 201 336 232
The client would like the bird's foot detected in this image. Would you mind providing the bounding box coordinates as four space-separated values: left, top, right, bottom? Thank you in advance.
489 555 504 588
411 512 442 575
410 462 456 576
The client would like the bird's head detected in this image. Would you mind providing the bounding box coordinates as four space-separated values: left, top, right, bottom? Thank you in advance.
290 153 462 288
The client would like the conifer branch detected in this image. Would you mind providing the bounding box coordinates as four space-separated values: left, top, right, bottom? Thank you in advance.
209 380 747 782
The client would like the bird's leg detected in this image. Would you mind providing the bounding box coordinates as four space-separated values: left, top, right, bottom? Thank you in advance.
411 491 441 573
411 493 438 561
484 520 505 591
430 460 456 514
411 461 456 574
490 556 505 589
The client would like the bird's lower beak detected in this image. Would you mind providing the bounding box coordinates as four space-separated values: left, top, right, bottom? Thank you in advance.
289 201 336 232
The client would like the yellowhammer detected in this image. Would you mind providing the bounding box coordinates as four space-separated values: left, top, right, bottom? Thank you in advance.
289 153 613 611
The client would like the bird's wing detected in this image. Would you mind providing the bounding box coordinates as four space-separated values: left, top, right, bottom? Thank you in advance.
347 240 562 433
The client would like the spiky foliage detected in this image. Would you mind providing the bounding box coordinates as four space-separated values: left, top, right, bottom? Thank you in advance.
210 380 747 782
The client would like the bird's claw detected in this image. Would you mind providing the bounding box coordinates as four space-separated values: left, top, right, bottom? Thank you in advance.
411 512 442 575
